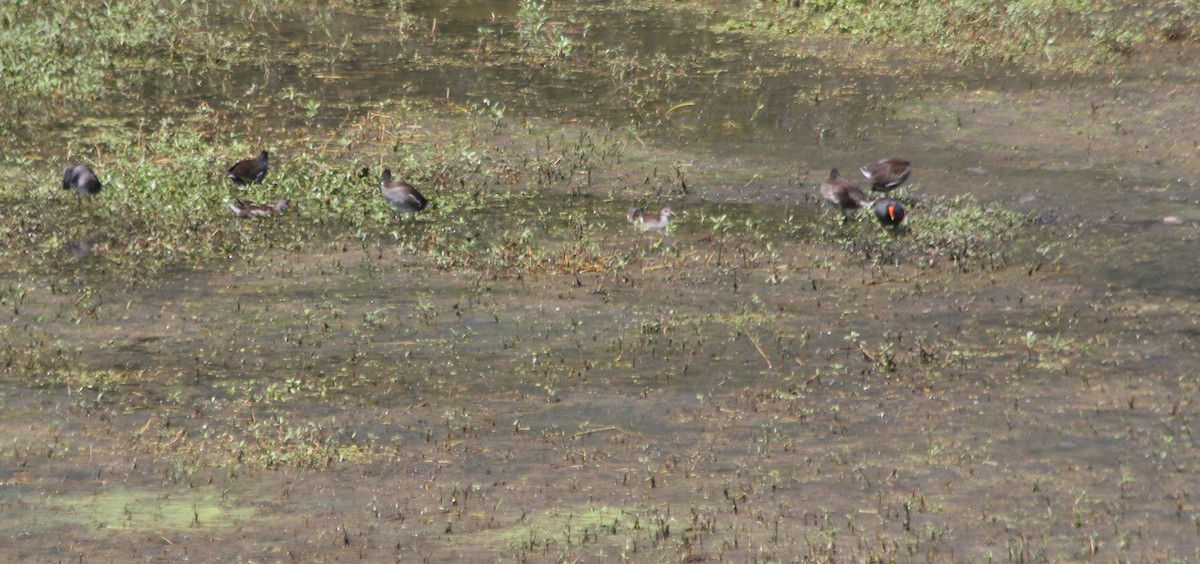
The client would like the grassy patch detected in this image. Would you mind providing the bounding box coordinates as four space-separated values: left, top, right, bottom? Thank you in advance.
0 91 729 285
832 194 1030 271
36 487 257 534
0 1 205 99
710 0 1197 68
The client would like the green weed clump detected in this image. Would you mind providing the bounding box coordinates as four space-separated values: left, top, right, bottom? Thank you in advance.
841 195 1029 271
0 1 208 103
907 195 1027 265
0 116 371 280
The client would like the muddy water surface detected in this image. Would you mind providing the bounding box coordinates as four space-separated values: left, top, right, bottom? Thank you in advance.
3 1 1200 560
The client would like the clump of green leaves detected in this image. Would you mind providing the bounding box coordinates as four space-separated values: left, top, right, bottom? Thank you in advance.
0 1 208 103
908 195 1027 267
842 195 1028 271
516 0 581 59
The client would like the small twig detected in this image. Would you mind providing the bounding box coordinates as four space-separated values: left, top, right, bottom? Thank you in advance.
746 332 772 370
403 401 429 414
857 342 877 363
858 467 872 488
162 429 186 449
569 426 632 440
801 361 821 384
138 417 157 436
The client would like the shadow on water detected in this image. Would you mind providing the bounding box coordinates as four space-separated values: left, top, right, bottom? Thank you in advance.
3 0 1200 560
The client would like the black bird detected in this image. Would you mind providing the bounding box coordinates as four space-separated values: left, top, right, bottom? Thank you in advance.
860 158 912 192
227 151 269 185
380 169 427 217
62 164 102 196
819 168 870 217
873 198 906 228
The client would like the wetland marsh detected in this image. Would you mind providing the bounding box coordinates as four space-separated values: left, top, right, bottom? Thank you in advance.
1 0 1200 560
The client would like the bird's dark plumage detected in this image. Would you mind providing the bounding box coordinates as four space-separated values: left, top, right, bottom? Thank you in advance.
380 169 427 215
228 151 269 185
860 158 911 192
873 198 906 228
62 164 102 196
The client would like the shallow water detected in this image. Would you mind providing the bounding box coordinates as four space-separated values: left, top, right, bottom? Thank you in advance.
3 0 1200 560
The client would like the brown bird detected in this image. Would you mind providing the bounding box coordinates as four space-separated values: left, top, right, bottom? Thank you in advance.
873 198 905 228
227 151 269 185
860 158 911 192
62 164 102 196
627 207 675 231
228 197 289 217
380 169 428 217
819 168 870 218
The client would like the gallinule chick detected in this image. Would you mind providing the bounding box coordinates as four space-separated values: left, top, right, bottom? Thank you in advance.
62 164 102 196
227 151 269 185
228 197 290 217
819 168 870 218
873 198 905 228
860 158 911 192
380 169 428 217
627 207 675 231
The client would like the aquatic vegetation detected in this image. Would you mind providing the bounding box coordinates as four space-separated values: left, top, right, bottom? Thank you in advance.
0 108 641 280
514 0 587 59
0 0 229 129
713 0 1196 68
838 194 1030 271
906 195 1028 266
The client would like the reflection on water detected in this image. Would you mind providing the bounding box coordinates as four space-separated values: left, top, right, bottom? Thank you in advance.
63 237 98 259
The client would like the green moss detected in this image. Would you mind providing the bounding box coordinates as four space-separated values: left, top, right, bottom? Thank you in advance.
37 488 256 534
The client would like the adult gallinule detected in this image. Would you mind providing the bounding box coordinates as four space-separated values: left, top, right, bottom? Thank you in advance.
872 198 905 228
380 169 428 217
62 164 102 196
227 151 269 185
860 158 911 192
